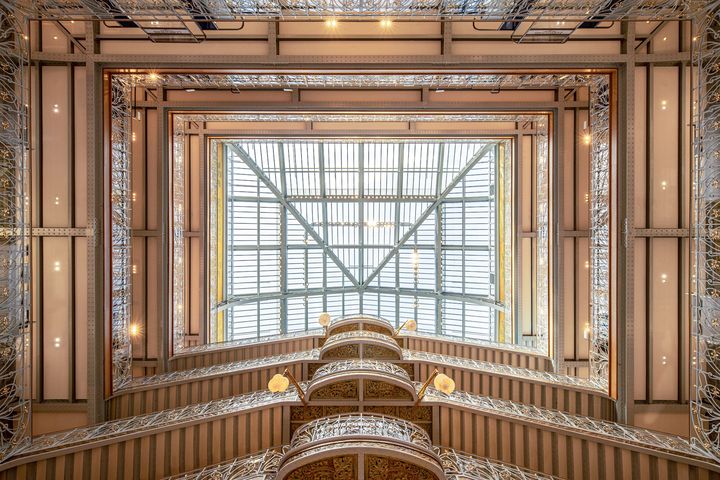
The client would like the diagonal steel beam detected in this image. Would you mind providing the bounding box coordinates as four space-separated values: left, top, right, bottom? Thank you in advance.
363 142 496 288
226 143 360 288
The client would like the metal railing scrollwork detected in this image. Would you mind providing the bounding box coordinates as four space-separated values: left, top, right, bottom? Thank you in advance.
110 75 133 390
0 5 29 463
289 413 433 451
692 0 720 462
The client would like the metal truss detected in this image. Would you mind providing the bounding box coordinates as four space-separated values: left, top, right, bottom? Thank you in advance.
0 6 30 463
691 0 720 463
5 0 691 21
132 73 614 91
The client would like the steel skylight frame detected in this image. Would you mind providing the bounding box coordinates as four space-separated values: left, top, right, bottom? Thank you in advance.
213 138 506 342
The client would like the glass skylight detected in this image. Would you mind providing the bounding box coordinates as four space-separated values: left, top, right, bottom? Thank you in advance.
212 139 509 341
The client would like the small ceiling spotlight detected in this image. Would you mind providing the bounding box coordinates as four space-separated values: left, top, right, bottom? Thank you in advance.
268 368 307 405
416 368 455 404
147 72 161 82
325 18 338 29
394 318 417 336
380 18 393 29
185 88 196 93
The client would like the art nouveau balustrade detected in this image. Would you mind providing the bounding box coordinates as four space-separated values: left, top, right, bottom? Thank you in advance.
1 382 717 479
169 316 552 372
2 318 713 478
108 341 610 420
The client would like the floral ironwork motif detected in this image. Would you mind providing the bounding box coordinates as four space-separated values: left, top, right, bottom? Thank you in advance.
692 0 720 462
0 6 29 463
425 387 708 460
120 349 319 391
312 359 412 382
290 413 434 451
404 350 606 391
14 388 299 458
110 75 133 390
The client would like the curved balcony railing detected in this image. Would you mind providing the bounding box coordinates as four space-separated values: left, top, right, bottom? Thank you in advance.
405 350 606 392
118 350 319 391
312 359 411 382
13 388 301 458
326 314 395 336
403 330 543 356
320 330 402 360
166 449 283 480
423 387 707 460
176 329 323 355
439 449 558 480
289 413 433 451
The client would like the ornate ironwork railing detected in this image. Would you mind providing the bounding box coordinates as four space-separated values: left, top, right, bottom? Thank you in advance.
323 329 396 345
692 0 720 462
118 350 319 391
424 387 706 460
588 75 611 391
289 413 433 451
166 449 283 480
168 447 557 480
176 328 324 355
311 359 411 382
439 449 558 480
405 350 606 391
13 388 299 458
0 4 29 463
109 75 133 391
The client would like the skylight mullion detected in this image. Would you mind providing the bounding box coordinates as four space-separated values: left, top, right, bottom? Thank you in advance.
278 142 288 333
435 144 444 334
319 145 328 312
359 143 365 305
395 144 404 328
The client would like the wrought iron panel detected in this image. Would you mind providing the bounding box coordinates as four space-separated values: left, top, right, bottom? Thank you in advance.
0 6 29 463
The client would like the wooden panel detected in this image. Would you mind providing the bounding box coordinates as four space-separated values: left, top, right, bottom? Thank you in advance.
434 405 720 480
0 407 284 480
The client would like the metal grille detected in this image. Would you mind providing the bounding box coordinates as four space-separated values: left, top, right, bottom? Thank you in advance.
10 0 690 21
0 7 30 462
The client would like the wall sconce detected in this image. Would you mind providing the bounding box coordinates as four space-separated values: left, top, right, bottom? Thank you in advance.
394 318 417 336
129 323 142 338
53 261 61 272
324 18 338 28
379 18 393 28
583 322 591 340
416 367 455 404
318 312 331 335
268 368 307 405
53 337 61 348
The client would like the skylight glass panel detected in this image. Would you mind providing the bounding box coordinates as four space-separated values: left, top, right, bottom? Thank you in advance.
219 139 504 342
